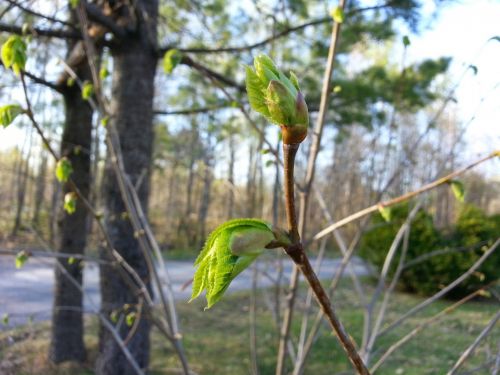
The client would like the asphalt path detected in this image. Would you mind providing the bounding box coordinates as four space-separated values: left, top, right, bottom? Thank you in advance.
0 254 370 329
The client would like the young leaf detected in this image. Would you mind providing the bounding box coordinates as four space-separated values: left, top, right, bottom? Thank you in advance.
378 205 392 222
64 192 77 214
163 49 182 74
15 250 29 269
0 104 24 128
402 35 411 47
70 0 80 8
1 35 27 75
99 66 109 80
125 312 136 327
81 81 94 100
68 257 76 265
191 218 275 309
449 180 465 202
331 6 345 23
55 157 73 183
2 313 8 325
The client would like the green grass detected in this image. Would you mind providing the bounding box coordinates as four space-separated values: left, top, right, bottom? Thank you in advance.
1 282 498 375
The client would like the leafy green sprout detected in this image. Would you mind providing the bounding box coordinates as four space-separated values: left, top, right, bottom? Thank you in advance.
245 54 309 144
190 219 279 309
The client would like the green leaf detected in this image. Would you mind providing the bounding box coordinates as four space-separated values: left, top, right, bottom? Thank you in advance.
101 116 109 127
191 218 275 309
15 250 29 269
332 85 342 93
163 49 182 74
1 35 27 75
289 71 300 91
55 157 73 183
125 312 136 327
66 77 75 87
402 35 411 47
378 205 392 222
99 66 109 80
81 81 94 100
64 192 77 214
449 180 465 202
0 104 24 128
245 66 270 118
331 6 345 23
70 0 80 8
2 313 9 325
68 257 76 265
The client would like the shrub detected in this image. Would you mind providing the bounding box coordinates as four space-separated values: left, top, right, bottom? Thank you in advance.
359 203 498 298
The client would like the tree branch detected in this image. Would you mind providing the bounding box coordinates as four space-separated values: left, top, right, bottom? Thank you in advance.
0 22 81 39
4 0 75 28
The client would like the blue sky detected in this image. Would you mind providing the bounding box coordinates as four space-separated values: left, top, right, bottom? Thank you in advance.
1 0 499 176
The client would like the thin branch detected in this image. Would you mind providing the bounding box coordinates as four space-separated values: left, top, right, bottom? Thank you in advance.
3 0 74 28
447 310 500 375
370 283 498 373
0 22 80 39
378 238 500 338
310 150 500 244
180 55 245 91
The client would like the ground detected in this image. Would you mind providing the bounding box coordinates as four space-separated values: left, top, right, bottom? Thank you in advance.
0 278 498 375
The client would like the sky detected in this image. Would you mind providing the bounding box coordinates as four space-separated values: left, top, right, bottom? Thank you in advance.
407 0 500 175
1 0 499 176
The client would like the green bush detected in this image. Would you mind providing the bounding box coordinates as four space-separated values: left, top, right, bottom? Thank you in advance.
359 203 499 298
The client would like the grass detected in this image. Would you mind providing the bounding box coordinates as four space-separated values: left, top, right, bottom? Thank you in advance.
1 281 498 375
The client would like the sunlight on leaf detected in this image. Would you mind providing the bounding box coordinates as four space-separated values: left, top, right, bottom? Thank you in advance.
163 49 182 74
0 104 24 128
64 192 77 214
55 157 73 183
191 218 276 309
1 35 27 75
378 205 392 222
449 180 465 202
15 250 29 269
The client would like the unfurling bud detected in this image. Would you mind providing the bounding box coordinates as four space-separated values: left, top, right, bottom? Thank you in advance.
246 54 309 144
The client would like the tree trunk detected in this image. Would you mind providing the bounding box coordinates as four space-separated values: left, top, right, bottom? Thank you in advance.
97 2 158 373
49 46 93 363
227 135 235 219
32 149 48 227
11 129 33 237
197 148 213 247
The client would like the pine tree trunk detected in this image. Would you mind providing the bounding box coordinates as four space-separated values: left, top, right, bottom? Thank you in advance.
97 2 158 373
49 51 93 363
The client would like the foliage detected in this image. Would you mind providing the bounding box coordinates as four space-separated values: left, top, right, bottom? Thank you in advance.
63 192 77 214
1 35 27 75
245 54 308 144
360 203 499 298
163 49 182 74
0 104 23 128
55 157 73 183
191 218 276 308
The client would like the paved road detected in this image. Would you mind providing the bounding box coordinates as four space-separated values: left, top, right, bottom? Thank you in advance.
0 254 370 328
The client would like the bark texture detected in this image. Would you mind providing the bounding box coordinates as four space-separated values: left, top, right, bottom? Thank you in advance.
49 58 93 363
96 2 158 374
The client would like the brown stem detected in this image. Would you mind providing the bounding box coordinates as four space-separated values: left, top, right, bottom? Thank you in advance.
283 143 300 242
281 143 370 375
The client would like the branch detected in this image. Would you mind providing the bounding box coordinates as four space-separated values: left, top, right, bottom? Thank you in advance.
370 283 498 373
180 55 245 91
23 70 63 93
84 2 127 38
310 150 500 244
4 0 75 28
153 103 233 116
0 22 81 39
378 238 500 338
447 310 500 375
158 3 395 55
